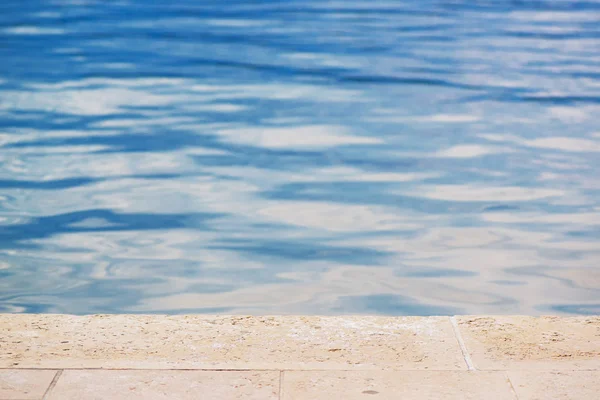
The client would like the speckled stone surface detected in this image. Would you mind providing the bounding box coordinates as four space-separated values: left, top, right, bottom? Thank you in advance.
456 316 600 370
1 315 600 399
45 370 280 400
281 371 516 400
0 369 58 400
506 371 600 400
0 315 464 370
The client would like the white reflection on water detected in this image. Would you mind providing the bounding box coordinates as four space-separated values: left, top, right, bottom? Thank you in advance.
0 0 599 315
215 125 380 149
2 27 66 35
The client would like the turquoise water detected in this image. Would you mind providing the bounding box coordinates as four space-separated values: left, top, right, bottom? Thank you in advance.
1 0 599 315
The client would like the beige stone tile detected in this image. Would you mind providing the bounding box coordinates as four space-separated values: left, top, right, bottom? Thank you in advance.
456 316 600 370
282 370 517 400
45 370 279 400
507 371 600 400
0 315 464 370
0 369 57 400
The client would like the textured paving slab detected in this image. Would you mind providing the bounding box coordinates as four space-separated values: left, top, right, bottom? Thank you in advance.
282 371 516 400
507 371 600 400
0 315 464 370
45 370 279 400
0 369 57 400
456 316 600 370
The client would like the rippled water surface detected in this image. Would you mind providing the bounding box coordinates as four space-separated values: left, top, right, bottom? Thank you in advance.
1 0 599 315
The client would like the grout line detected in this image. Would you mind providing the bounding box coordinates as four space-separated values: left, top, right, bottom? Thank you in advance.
450 316 476 371
42 370 63 400
0 367 487 372
2 367 597 372
504 371 520 400
279 370 284 400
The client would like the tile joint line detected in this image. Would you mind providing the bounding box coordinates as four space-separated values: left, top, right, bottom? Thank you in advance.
278 370 284 400
450 316 476 371
42 369 63 400
504 371 520 400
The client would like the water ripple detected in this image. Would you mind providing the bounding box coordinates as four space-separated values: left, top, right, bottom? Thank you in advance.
1 0 599 315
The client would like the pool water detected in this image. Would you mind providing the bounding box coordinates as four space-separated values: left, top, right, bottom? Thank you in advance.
1 0 599 315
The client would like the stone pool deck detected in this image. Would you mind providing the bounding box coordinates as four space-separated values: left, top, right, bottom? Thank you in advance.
0 315 599 399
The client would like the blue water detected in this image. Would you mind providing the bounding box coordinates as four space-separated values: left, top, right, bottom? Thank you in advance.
1 0 599 315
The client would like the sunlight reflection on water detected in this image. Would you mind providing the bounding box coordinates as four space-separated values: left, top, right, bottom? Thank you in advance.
0 0 599 315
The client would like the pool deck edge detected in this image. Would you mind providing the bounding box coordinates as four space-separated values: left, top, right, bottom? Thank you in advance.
1 315 599 399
